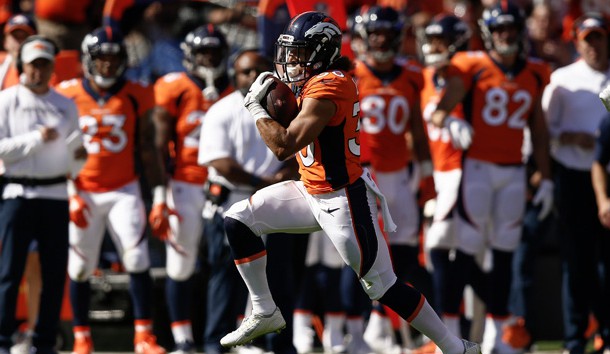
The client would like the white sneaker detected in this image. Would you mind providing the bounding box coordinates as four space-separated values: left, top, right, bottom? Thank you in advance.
220 308 286 348
462 340 482 354
10 331 32 354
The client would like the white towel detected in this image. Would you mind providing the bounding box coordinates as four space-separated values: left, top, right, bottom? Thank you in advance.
360 168 397 233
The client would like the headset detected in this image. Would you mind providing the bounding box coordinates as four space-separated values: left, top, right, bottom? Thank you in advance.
16 35 59 74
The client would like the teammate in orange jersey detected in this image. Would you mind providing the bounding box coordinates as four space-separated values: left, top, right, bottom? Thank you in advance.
56 26 167 354
419 13 472 344
152 25 233 354
217 11 481 354
430 2 553 354
352 6 432 352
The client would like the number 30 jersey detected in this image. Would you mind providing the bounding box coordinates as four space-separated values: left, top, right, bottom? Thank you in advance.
297 70 363 195
450 51 550 164
57 78 155 192
354 60 424 172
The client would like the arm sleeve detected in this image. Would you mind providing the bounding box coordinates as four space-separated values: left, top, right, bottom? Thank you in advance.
0 131 44 163
0 94 45 163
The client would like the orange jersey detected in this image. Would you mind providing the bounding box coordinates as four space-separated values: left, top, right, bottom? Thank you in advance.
35 0 92 23
154 72 233 184
450 51 550 164
354 60 423 172
56 78 155 192
296 70 363 194
420 66 463 172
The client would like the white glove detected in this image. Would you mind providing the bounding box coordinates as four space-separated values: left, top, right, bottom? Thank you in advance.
600 84 610 112
409 160 433 193
445 116 473 150
244 71 274 122
532 179 554 221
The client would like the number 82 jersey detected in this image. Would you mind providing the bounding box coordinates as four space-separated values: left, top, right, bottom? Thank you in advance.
451 51 550 164
56 78 155 192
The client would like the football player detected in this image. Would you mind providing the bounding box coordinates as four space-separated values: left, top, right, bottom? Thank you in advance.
216 11 480 354
57 26 167 354
419 13 472 342
352 6 432 353
430 3 553 354
151 24 233 354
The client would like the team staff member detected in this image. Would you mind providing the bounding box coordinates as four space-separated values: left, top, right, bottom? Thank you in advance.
217 12 480 354
56 26 166 354
198 48 299 354
0 36 82 354
544 13 610 354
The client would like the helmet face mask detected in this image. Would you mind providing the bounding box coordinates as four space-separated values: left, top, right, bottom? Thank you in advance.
479 2 526 57
419 14 471 68
82 27 127 89
181 25 228 82
274 11 342 86
359 6 404 62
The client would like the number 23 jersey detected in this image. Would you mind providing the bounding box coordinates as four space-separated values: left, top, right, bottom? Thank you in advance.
451 51 550 164
57 78 155 192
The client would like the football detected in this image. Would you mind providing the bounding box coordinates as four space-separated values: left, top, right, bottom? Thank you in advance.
261 76 299 128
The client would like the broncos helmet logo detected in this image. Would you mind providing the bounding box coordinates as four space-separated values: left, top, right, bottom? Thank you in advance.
305 21 341 43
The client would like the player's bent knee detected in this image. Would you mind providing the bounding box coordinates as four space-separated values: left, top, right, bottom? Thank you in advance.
360 268 397 300
122 247 150 273
68 264 95 282
224 199 252 225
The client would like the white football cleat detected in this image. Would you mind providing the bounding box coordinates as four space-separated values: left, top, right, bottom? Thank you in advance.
462 340 482 354
220 307 286 348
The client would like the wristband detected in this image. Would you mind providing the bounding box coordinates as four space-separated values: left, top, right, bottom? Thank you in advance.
153 185 167 205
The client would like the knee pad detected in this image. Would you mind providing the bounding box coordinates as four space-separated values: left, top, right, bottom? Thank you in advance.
224 199 253 227
166 252 196 281
359 266 397 300
122 245 150 273
68 252 96 282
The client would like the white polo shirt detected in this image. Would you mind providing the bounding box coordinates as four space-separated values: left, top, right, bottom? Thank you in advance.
542 59 610 171
0 84 80 200
198 90 283 192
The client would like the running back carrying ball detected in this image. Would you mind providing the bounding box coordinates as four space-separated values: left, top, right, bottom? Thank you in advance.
261 76 299 128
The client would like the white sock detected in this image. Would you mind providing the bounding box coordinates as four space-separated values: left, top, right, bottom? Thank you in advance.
235 255 276 315
442 315 462 338
346 317 365 338
171 321 193 344
409 300 463 354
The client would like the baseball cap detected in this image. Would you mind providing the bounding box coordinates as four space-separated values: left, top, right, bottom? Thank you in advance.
4 14 37 36
20 38 55 64
574 14 607 40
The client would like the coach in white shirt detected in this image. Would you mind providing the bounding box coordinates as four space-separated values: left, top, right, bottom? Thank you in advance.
198 49 299 354
0 36 81 354
541 13 610 354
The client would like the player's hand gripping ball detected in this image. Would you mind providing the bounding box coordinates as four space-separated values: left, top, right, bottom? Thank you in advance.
261 76 299 128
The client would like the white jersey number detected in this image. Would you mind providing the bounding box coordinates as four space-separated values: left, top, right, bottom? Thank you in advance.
299 102 361 166
482 88 531 129
360 95 410 135
184 110 205 148
80 114 128 154
422 101 451 143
